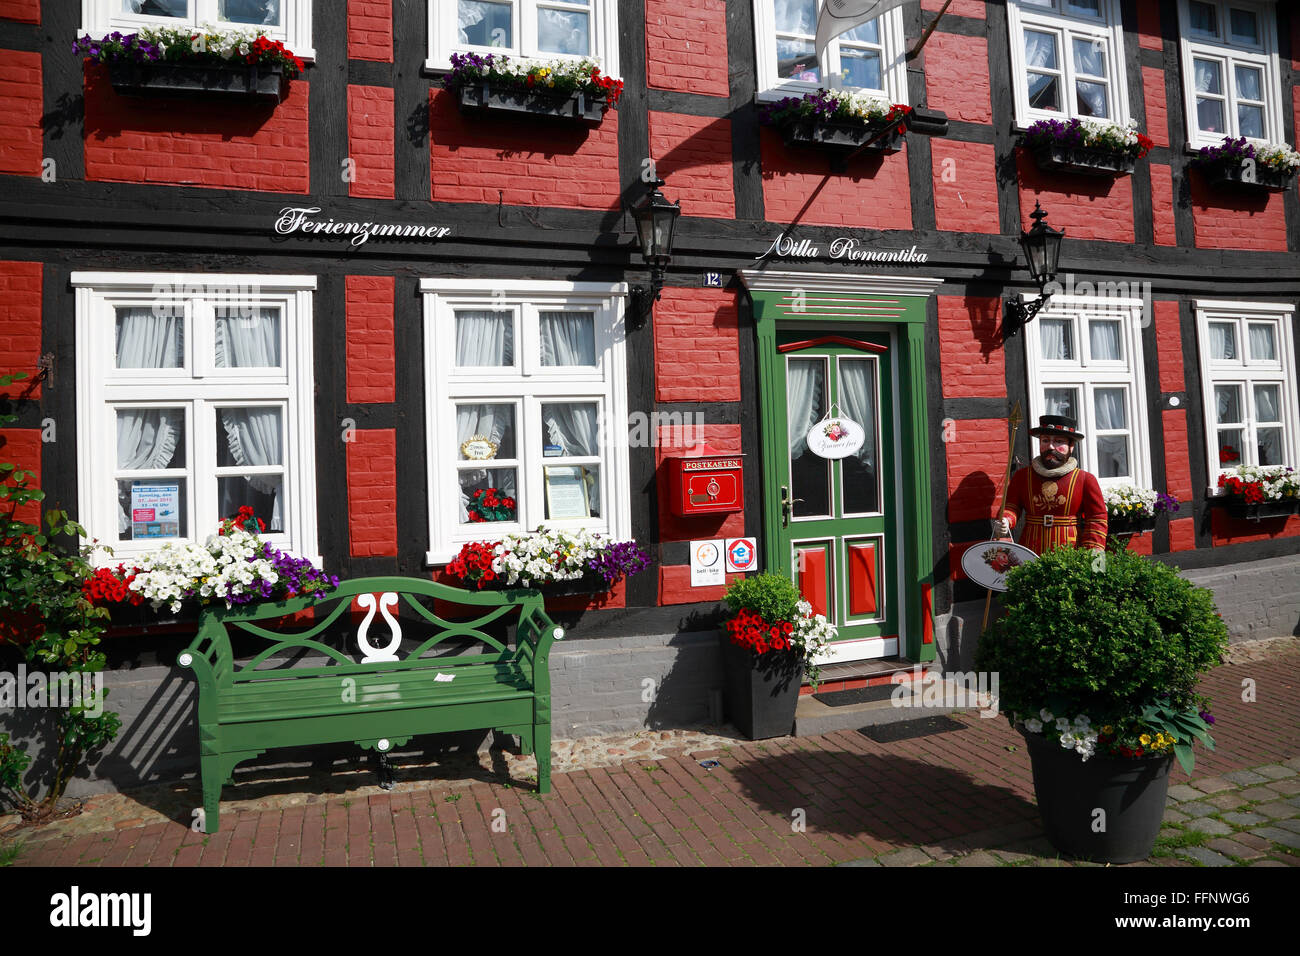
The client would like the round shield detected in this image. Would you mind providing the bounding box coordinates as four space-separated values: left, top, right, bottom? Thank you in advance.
960 540 1039 592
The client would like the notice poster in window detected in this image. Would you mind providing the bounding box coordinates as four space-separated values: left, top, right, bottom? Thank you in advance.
544 465 591 519
131 482 180 539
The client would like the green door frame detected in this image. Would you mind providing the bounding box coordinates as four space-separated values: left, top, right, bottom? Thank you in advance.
740 271 944 663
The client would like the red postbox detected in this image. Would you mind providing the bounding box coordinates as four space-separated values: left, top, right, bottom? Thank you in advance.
667 448 744 517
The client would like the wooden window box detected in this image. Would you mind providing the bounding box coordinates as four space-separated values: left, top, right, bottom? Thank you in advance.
1221 498 1300 521
455 82 609 126
1195 160 1295 193
1107 513 1159 536
108 61 289 103
1030 142 1137 177
774 117 905 154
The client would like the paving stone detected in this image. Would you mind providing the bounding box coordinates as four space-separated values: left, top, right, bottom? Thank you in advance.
1238 785 1281 802
1230 832 1273 851
1253 801 1299 820
1176 846 1234 867
1268 779 1300 796
1251 827 1300 851
1222 770 1270 786
919 844 955 862
1205 793 1248 811
838 858 881 867
1254 765 1298 781
1184 818 1234 836
948 851 998 867
1176 801 1217 817
1206 838 1265 861
878 847 931 867
1189 777 1235 794
1163 809 1189 825
1222 811 1269 827
1274 819 1300 835
1166 784 1203 802
1249 860 1288 867
1287 796 1300 809
990 849 1035 864
1281 757 1300 773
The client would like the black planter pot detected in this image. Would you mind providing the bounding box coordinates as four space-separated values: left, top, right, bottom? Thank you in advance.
1030 142 1138 177
1107 513 1158 536
775 117 904 153
1196 160 1295 192
1022 729 1173 863
538 572 612 597
1223 498 1300 521
720 637 803 740
456 82 609 125
108 60 289 103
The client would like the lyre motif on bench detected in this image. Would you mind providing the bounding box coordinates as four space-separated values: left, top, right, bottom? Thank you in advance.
356 592 402 663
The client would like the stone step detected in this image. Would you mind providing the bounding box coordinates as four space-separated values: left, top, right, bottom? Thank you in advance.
794 673 996 736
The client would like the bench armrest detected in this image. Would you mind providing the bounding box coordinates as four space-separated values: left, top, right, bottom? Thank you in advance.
177 617 234 697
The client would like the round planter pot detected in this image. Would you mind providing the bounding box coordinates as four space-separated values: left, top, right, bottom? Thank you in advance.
719 637 803 740
1022 729 1173 863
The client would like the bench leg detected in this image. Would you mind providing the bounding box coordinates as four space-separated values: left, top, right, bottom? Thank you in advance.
375 751 395 791
200 752 222 834
534 721 551 795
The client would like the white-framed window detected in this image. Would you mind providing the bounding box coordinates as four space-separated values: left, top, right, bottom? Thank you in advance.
1194 300 1299 489
1177 0 1283 148
753 0 908 103
427 0 619 75
421 279 631 564
1006 0 1132 128
72 272 320 565
80 1 314 60
1023 292 1152 489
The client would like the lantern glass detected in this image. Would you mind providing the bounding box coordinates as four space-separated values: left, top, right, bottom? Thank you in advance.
1021 220 1063 286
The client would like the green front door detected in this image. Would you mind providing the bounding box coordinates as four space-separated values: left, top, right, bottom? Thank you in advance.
775 330 898 661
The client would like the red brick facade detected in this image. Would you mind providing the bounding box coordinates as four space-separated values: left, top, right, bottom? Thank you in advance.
0 50 41 176
649 112 734 219
348 85 395 200
930 140 1000 235
655 424 744 545
936 295 1003 398
0 260 42 400
653 287 740 403
345 276 396 404
346 429 398 558
1190 173 1290 251
1016 149 1135 243
923 33 992 125
347 0 393 63
0 0 38 23
645 0 729 98
760 131 912 230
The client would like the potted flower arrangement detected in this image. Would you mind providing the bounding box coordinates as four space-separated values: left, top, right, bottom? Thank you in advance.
466 487 516 523
74 25 304 103
1191 136 1300 192
1103 485 1180 543
975 547 1227 863
1216 464 1300 520
719 573 836 740
445 526 650 596
759 88 912 153
1021 117 1153 177
444 52 624 125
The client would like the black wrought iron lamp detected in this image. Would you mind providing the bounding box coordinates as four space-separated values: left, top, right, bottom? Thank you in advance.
1003 201 1064 339
629 178 680 328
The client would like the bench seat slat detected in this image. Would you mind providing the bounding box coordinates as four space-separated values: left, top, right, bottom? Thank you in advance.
218 671 531 716
216 683 537 724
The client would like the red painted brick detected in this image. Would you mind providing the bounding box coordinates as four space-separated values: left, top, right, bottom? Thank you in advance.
1153 301 1184 393
659 565 743 606
348 85 395 199
1142 67 1169 148
0 428 41 528
937 295 1004 398
948 540 980 581
0 50 41 176
655 424 744 545
653 286 739 402
1137 2 1163 51
1190 170 1288 251
924 33 991 125
760 129 912 229
1211 509 1300 546
0 0 38 23
1127 532 1154 556
931 139 999 234
1016 148 1134 243
944 418 1009 523
348 0 393 63
0 261 42 400
649 111 734 218
429 88 620 209
1162 409 1194 503
646 0 729 97
346 429 398 557
83 63 309 193
1150 163 1176 247
1168 516 1196 552
346 276 395 404
922 0 985 17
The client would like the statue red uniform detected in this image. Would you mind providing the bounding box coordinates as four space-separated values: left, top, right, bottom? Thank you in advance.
997 414 1108 554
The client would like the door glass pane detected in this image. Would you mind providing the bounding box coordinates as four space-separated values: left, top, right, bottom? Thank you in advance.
219 0 280 27
1217 428 1244 464
117 408 186 468
459 0 513 47
455 311 514 367
1096 435 1129 478
1089 319 1122 361
456 403 516 459
1215 385 1242 424
788 358 830 518
1248 323 1276 361
1040 318 1073 360
1209 321 1237 360
538 6 589 56
1257 428 1283 466
119 479 187 539
216 407 283 467
459 468 517 523
539 311 595 366
125 0 188 16
839 359 878 515
1044 387 1078 420
215 307 281 368
218 475 283 532
116 307 183 369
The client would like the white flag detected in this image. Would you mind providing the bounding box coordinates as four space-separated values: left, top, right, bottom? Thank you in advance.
814 0 913 58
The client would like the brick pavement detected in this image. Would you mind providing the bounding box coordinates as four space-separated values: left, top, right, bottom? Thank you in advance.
3 648 1299 867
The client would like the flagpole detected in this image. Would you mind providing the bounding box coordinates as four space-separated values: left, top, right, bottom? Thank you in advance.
982 401 1023 633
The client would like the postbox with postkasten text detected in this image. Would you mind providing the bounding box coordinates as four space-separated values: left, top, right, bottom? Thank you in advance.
667 449 744 517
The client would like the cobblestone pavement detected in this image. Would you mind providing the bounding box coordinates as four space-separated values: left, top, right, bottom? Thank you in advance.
2 640 1298 867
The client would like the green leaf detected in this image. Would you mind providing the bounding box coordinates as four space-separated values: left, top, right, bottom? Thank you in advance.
1173 741 1194 775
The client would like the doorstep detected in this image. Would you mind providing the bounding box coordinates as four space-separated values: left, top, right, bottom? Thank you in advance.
794 660 979 736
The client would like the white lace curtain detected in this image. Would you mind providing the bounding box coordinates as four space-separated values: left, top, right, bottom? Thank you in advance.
838 360 876 469
1089 320 1121 361
456 311 513 367
540 312 596 366
543 403 601 514
1248 324 1275 361
215 308 280 368
1040 318 1072 360
787 359 825 458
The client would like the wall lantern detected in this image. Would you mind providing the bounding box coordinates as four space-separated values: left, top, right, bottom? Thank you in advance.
629 178 681 327
1003 201 1064 340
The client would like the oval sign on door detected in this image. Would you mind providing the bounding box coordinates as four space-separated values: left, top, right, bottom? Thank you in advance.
806 415 866 460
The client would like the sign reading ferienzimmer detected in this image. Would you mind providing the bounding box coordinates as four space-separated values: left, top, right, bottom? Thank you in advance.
275 207 453 246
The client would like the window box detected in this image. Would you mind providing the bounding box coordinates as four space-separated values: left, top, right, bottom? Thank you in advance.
455 81 608 125
1221 498 1299 521
108 60 289 103
1030 142 1137 177
1195 159 1295 193
1106 513 1158 536
537 570 612 597
774 116 904 153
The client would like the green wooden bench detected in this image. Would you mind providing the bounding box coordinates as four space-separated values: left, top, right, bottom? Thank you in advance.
177 576 564 834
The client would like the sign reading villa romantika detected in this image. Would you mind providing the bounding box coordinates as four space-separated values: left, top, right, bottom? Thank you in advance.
274 207 453 247
757 233 929 263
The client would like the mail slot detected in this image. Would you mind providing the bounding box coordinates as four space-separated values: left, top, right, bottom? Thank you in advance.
668 454 744 516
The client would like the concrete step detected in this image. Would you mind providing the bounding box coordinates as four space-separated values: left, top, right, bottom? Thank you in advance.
794 673 996 736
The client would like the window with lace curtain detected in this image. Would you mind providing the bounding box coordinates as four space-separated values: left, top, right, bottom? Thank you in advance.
80 1 313 59
1195 301 1298 485
1022 291 1152 489
426 0 619 75
1006 0 1132 128
420 280 631 564
72 272 320 564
